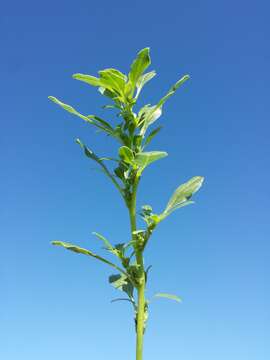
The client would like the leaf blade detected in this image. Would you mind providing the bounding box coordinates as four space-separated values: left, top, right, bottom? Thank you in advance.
128 48 151 93
135 70 156 99
139 74 190 135
154 293 182 303
159 176 204 220
48 96 91 123
134 151 168 173
52 241 127 275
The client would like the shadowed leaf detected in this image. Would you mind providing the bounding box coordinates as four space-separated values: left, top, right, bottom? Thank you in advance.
109 273 134 299
119 146 134 164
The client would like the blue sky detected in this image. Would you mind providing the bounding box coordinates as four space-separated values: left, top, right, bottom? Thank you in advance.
1 1 269 359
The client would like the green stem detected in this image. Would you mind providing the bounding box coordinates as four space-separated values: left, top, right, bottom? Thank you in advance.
128 177 145 360
135 255 145 360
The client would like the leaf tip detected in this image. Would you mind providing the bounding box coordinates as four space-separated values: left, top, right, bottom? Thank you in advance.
75 138 83 148
51 240 60 246
139 46 150 53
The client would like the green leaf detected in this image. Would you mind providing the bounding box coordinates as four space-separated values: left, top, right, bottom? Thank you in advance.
156 74 190 109
48 97 115 138
76 139 124 196
48 96 91 123
92 232 114 251
134 151 168 173
109 273 134 299
52 241 127 275
139 105 162 136
98 87 119 100
87 115 113 130
72 73 107 88
118 146 134 164
143 125 162 148
99 68 127 97
111 298 135 305
139 74 190 135
154 293 182 303
135 70 156 99
160 176 204 220
76 138 100 162
128 48 151 93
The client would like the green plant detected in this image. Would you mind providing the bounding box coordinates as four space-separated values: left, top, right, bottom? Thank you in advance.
48 48 204 360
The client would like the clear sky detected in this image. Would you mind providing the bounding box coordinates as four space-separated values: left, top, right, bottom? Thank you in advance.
1 1 269 359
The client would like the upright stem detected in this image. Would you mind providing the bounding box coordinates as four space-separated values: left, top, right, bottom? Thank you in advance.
128 177 145 360
135 255 145 360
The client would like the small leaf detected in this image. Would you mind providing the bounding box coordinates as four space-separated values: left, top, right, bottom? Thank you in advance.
119 146 134 164
48 96 91 123
134 151 167 173
109 273 134 299
92 232 114 251
111 298 135 305
139 74 190 135
87 115 113 130
154 293 182 303
76 138 100 162
156 74 190 109
135 70 156 99
99 87 118 100
160 176 204 220
128 48 151 93
139 105 162 136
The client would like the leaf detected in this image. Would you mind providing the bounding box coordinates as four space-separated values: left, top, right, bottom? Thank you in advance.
154 293 182 303
48 96 91 123
135 70 156 99
76 138 100 162
156 74 190 109
76 139 123 195
143 125 162 148
99 68 127 96
111 298 135 305
139 74 190 135
51 241 127 275
128 48 151 93
139 105 162 136
98 87 119 100
87 115 113 130
109 273 134 299
134 151 168 173
118 146 134 164
160 176 204 220
48 97 115 138
72 73 102 86
92 232 114 251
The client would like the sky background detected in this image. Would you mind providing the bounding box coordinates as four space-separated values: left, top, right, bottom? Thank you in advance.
1 1 269 359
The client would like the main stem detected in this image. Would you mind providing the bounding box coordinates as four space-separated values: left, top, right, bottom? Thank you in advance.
128 178 145 360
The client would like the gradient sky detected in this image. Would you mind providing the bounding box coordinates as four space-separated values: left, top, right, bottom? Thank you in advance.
1 1 269 359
